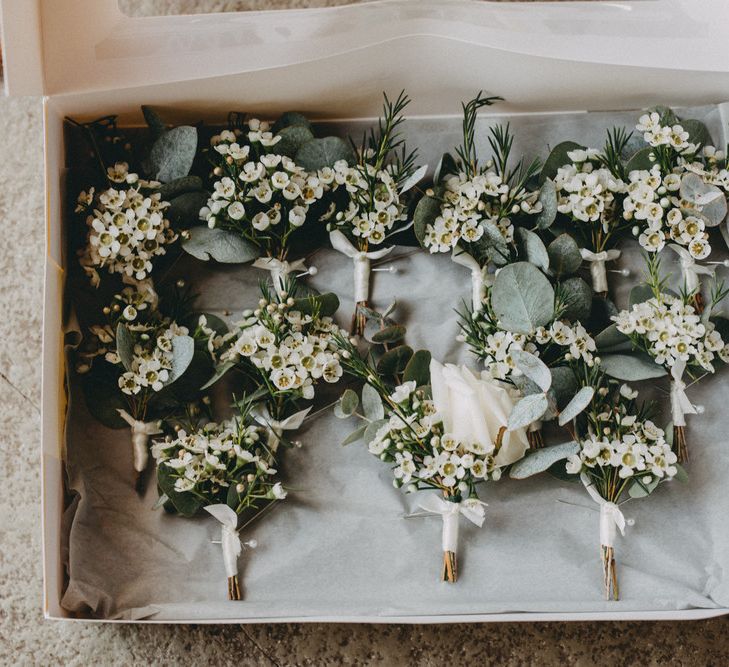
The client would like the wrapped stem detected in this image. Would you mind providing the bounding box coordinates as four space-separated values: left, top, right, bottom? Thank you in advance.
601 544 619 601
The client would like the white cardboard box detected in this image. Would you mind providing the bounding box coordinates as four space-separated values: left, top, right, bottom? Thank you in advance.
6 0 729 622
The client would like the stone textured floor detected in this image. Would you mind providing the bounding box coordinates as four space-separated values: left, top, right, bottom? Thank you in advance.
4 2 729 665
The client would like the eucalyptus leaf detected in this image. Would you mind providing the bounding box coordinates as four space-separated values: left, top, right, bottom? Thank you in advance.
628 476 660 499
594 323 631 353
164 349 213 402
276 125 315 159
363 419 388 446
474 221 509 266
342 424 368 446
115 323 135 371
158 175 204 200
560 276 593 322
511 349 551 392
81 362 129 429
680 173 727 227
182 227 259 263
674 463 689 483
295 136 356 170
166 335 195 385
142 105 167 139
403 349 432 387
400 164 428 194
516 227 549 271
491 262 555 334
630 284 654 307
550 366 579 409
548 234 582 278
166 191 209 228
201 360 236 391
625 147 654 173
680 118 711 148
540 141 584 183
558 386 594 425
509 441 580 479
376 345 413 376
600 353 667 381
148 126 198 183
362 383 385 421
334 389 359 419
434 152 458 184
272 111 313 133
370 325 406 344
293 292 339 317
534 179 558 229
508 392 549 431
157 465 202 517
413 194 440 245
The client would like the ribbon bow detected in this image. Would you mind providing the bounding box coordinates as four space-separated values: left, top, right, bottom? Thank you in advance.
450 248 491 312
417 494 487 553
116 409 162 473
667 244 714 293
252 257 309 298
204 504 244 579
329 230 393 303
580 248 621 294
251 405 312 452
580 473 628 548
670 359 697 427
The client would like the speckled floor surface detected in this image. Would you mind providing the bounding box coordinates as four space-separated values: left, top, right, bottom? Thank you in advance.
3 2 729 665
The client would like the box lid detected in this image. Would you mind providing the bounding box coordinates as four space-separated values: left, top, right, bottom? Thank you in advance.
4 0 729 104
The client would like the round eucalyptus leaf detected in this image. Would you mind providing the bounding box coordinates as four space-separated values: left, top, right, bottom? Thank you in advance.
166 191 210 229
370 325 406 344
342 424 368 446
363 419 388 446
413 194 441 246
594 323 631 353
534 179 558 229
81 362 128 429
334 388 360 419
276 125 315 159
511 349 551 392
509 441 580 479
295 136 356 170
625 147 654 174
680 118 711 148
547 234 582 278
507 392 549 431
166 335 195 385
376 345 414 376
273 111 313 133
516 227 549 271
559 276 593 322
158 175 204 200
403 349 432 387
182 227 259 263
148 126 198 183
540 141 584 183
600 353 667 381
362 383 385 421
491 262 555 334
628 476 660 499
116 323 134 371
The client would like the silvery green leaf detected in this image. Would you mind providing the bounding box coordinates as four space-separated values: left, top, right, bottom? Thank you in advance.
550 366 578 409
334 389 359 419
165 191 209 228
276 125 315 159
511 373 542 397
273 111 312 133
158 175 203 199
382 301 397 318
182 227 259 263
516 227 549 271
362 383 385 421
148 126 198 183
534 179 558 229
413 194 440 245
370 325 406 344
625 147 654 173
594 324 631 353
674 463 689 483
142 105 167 139
630 284 653 307
400 164 428 193
403 350 431 387
166 336 195 385
649 105 678 124
560 276 592 322
476 220 509 266
600 353 667 381
342 424 368 446
680 118 711 148
509 441 580 479
680 175 727 227
628 476 660 499
364 419 388 446
508 392 549 431
433 152 458 184
295 136 356 170
376 345 413 376
116 323 134 371
293 292 339 317
511 349 551 392
491 262 555 334
547 234 582 278
558 386 594 426
540 141 584 183
201 360 236 390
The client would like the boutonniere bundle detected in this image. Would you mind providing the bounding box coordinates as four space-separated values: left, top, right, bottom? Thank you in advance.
333 315 528 582
605 256 729 461
318 92 423 333
152 407 286 600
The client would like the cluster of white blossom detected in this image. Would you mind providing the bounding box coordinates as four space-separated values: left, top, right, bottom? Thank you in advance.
423 170 543 253
220 296 343 398
614 293 728 371
367 382 503 491
323 157 408 246
553 149 625 230
200 122 325 240
152 418 286 498
118 322 190 395
463 314 597 381
635 112 698 155
78 162 175 285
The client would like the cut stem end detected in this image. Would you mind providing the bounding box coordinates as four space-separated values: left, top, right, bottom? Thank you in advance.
442 550 458 583
228 575 242 601
601 545 619 601
674 424 689 464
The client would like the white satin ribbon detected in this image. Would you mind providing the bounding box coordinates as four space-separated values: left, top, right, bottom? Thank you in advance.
667 244 714 293
580 248 621 293
417 494 486 553
580 473 627 548
670 360 697 428
450 248 489 311
204 504 243 579
251 405 312 452
116 409 162 473
329 230 393 303
252 257 308 298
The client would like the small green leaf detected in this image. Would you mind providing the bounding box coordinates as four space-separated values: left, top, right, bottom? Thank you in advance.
509 441 580 479
376 345 413 376
276 125 315 159
413 194 441 246
362 383 385 421
166 336 195 385
516 227 549 272
182 227 259 263
558 386 594 425
403 350 431 387
511 349 551 392
534 179 558 229
559 276 593 322
334 388 359 418
491 262 555 334
508 392 549 431
674 463 689 483
295 136 356 170
540 141 584 183
293 292 339 317
548 234 582 278
625 147 654 173
342 425 367 446
116 323 134 371
600 353 667 381
371 325 406 344
148 126 198 183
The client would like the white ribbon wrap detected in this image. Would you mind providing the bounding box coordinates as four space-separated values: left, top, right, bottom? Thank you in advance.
580 248 621 294
251 405 312 452
670 360 697 428
581 474 627 548
252 257 308 298
116 409 162 473
204 504 242 579
329 230 393 304
417 494 487 553
667 244 714 293
450 249 489 311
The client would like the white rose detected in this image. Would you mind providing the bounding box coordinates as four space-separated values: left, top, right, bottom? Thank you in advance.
429 359 528 467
